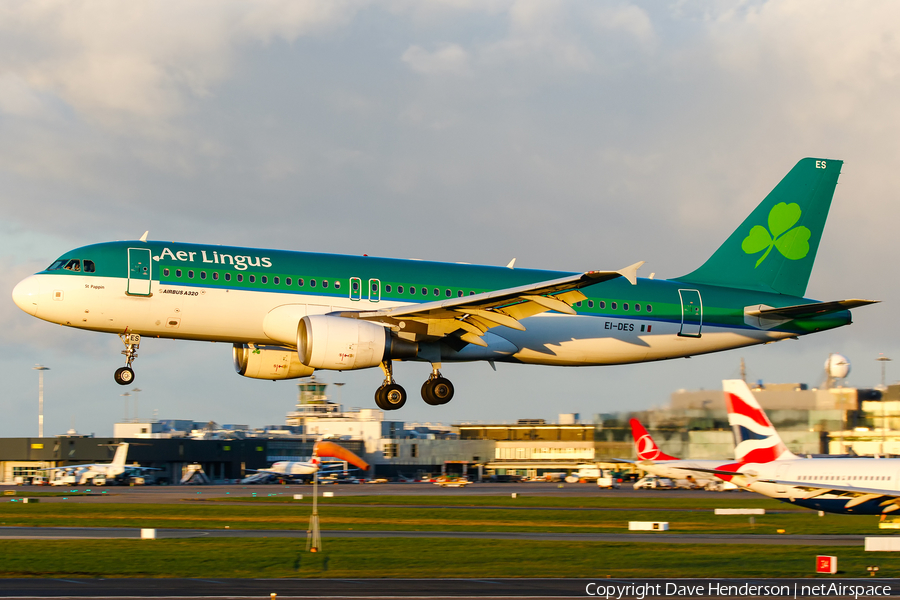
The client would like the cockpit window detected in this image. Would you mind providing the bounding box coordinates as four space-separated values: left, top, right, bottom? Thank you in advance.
47 260 68 270
83 260 96 273
64 259 81 272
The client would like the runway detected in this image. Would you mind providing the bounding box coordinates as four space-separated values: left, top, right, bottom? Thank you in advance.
0 525 865 545
1 577 897 599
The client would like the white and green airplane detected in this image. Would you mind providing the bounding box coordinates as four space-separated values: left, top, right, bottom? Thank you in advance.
12 158 875 410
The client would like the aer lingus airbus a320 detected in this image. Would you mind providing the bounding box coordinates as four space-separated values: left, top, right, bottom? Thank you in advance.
12 158 875 410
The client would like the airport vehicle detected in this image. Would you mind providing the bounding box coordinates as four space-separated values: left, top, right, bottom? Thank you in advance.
710 379 900 514
633 476 674 489
240 440 369 484
596 470 620 489
434 476 470 487
617 418 737 490
44 443 157 486
12 158 875 410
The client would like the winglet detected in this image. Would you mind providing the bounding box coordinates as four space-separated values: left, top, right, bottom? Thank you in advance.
617 261 644 285
139 231 149 242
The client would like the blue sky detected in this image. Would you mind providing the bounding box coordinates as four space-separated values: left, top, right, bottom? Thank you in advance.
2 1 898 436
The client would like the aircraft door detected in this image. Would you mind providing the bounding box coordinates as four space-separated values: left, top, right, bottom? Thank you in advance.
678 289 702 337
368 278 380 303
774 463 789 494
127 248 152 296
350 277 362 301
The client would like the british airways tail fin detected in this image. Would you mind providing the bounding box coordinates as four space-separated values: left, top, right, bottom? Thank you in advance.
723 380 797 463
678 158 841 297
630 418 679 461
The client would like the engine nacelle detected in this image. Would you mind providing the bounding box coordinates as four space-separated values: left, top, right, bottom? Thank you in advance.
233 344 315 380
298 315 417 370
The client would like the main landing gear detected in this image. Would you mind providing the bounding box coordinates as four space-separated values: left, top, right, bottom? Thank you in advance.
114 333 141 386
373 361 455 411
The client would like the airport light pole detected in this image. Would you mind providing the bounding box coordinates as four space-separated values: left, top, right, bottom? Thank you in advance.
877 354 892 455
33 365 49 438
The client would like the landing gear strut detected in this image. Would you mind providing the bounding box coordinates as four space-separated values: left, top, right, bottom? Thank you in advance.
114 333 141 386
374 360 407 410
421 363 454 406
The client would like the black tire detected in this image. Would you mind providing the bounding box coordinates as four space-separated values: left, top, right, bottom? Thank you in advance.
421 380 440 405
382 383 407 410
114 367 135 386
431 377 454 405
374 386 388 410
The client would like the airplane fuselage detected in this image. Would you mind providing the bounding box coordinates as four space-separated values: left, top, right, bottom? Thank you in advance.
13 240 850 369
734 459 900 515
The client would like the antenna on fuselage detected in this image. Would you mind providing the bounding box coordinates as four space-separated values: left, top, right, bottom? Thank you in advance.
506 258 516 269
139 231 148 242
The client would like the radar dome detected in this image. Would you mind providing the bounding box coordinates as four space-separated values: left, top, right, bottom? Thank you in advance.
825 354 851 379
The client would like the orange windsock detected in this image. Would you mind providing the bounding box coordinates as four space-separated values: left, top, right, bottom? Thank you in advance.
313 441 370 471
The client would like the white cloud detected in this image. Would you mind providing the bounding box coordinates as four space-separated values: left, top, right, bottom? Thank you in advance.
402 43 471 76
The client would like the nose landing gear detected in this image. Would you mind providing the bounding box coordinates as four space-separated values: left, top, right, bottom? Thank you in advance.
114 333 141 386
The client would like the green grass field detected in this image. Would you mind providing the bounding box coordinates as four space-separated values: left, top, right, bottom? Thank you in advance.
0 495 885 535
1 494 894 579
0 538 886 579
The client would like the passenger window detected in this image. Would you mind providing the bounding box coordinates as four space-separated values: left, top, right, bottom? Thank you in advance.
385 284 392 293
409 286 415 295
612 302 617 310
200 272 207 280
298 278 304 287
286 277 292 286
163 268 170 277
176 269 182 278
188 270 194 279
323 280 328 288
83 260 96 273
469 291 475 295
623 303 629 311
261 276 267 284
635 303 641 312
588 300 594 308
249 275 256 283
600 301 606 309
334 281 341 289
237 274 243 282
225 273 231 282
421 287 427 295
398 286 404 294
445 289 451 297
433 288 439 296
65 259 81 272
646 304 652 313
311 279 316 287
576 301 582 307
213 272 219 281
458 290 463 297
274 276 280 285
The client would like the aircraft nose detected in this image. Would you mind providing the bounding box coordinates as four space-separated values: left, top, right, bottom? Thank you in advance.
12 275 40 316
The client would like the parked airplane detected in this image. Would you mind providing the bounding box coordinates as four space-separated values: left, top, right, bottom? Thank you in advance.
241 440 369 483
712 380 900 515
45 443 157 485
12 158 875 410
620 419 735 490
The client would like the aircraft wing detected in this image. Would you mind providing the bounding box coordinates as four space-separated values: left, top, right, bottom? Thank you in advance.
745 299 878 320
345 262 643 346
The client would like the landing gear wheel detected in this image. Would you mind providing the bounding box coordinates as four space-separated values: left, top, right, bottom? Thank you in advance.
422 377 454 405
381 383 407 410
374 386 389 410
114 366 135 386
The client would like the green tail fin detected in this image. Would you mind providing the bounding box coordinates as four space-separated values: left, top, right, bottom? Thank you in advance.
677 158 842 297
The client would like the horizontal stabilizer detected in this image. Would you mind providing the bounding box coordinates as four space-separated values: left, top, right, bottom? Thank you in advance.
745 299 878 320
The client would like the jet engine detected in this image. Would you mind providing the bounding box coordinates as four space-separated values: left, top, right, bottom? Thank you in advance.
298 315 417 370
233 344 315 380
